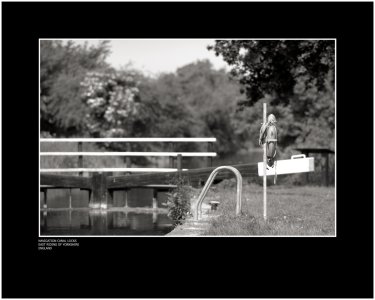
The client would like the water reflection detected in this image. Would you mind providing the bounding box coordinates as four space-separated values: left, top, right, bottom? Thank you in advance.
40 209 174 236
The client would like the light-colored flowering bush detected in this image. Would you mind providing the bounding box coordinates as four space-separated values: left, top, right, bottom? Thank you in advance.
80 71 140 137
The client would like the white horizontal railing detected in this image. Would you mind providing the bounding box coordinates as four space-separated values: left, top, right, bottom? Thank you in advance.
40 152 217 157
40 137 216 142
40 168 188 173
40 137 216 174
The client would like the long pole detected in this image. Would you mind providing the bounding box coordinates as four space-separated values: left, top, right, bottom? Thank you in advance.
263 103 267 221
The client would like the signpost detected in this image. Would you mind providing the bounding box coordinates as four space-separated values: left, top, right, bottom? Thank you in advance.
260 104 315 222
263 103 267 221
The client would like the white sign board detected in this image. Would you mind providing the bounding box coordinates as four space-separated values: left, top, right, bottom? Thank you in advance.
258 157 314 176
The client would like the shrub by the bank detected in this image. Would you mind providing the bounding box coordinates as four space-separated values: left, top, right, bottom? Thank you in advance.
165 176 193 226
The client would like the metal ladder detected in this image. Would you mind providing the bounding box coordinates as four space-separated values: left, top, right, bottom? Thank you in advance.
194 166 243 220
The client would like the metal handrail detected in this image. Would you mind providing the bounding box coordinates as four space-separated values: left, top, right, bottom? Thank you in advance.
194 166 243 220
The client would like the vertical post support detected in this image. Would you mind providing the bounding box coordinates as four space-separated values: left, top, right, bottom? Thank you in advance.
152 211 157 224
91 173 112 209
124 189 128 208
69 209 72 228
207 142 213 167
89 210 108 235
78 142 83 177
152 189 158 209
325 153 329 186
169 143 174 168
88 190 92 206
42 211 48 230
305 151 310 184
43 189 47 209
177 154 182 172
69 188 72 209
263 102 267 221
107 190 113 209
125 143 131 174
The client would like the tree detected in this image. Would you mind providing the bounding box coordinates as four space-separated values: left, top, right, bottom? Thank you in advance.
208 40 335 150
133 60 246 155
137 72 202 153
208 40 334 106
40 40 110 135
171 60 246 154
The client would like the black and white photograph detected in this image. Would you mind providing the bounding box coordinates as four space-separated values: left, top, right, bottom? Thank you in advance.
2 2 373 298
39 38 336 237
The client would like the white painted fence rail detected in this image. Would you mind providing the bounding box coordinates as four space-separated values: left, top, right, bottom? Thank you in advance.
40 137 216 173
40 152 217 157
40 137 216 142
40 168 188 173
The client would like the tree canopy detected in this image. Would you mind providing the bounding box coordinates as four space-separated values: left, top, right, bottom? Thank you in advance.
40 40 335 159
208 40 334 106
208 40 335 151
146 60 245 154
40 40 110 135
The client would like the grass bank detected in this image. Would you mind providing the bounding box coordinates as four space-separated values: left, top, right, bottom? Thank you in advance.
200 180 335 236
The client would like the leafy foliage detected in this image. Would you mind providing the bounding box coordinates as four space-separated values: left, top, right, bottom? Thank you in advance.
208 40 334 106
40 40 110 135
138 73 201 141
139 60 246 154
80 70 140 138
165 176 192 225
40 40 335 173
208 40 335 150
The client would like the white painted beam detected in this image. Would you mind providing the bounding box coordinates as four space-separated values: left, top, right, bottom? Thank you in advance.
40 152 217 157
40 137 216 142
40 168 189 173
258 157 314 176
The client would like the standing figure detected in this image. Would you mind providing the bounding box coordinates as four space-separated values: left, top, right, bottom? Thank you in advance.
259 114 278 167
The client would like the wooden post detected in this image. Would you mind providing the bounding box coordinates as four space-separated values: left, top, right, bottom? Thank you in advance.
69 188 72 209
325 153 329 186
169 143 174 168
91 173 112 209
263 103 267 221
124 189 128 208
78 142 83 176
177 154 182 172
43 211 48 230
88 190 92 206
91 173 103 208
90 210 108 235
305 151 310 184
207 142 213 167
125 143 131 174
152 189 158 209
125 211 129 227
69 209 72 228
43 189 47 209
108 190 114 208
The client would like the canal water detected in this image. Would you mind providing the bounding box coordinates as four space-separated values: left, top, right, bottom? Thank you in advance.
40 189 174 236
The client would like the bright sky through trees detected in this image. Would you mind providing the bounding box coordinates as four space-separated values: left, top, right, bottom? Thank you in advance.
72 39 228 76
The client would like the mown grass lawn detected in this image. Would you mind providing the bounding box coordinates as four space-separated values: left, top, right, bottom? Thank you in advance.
201 180 335 236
